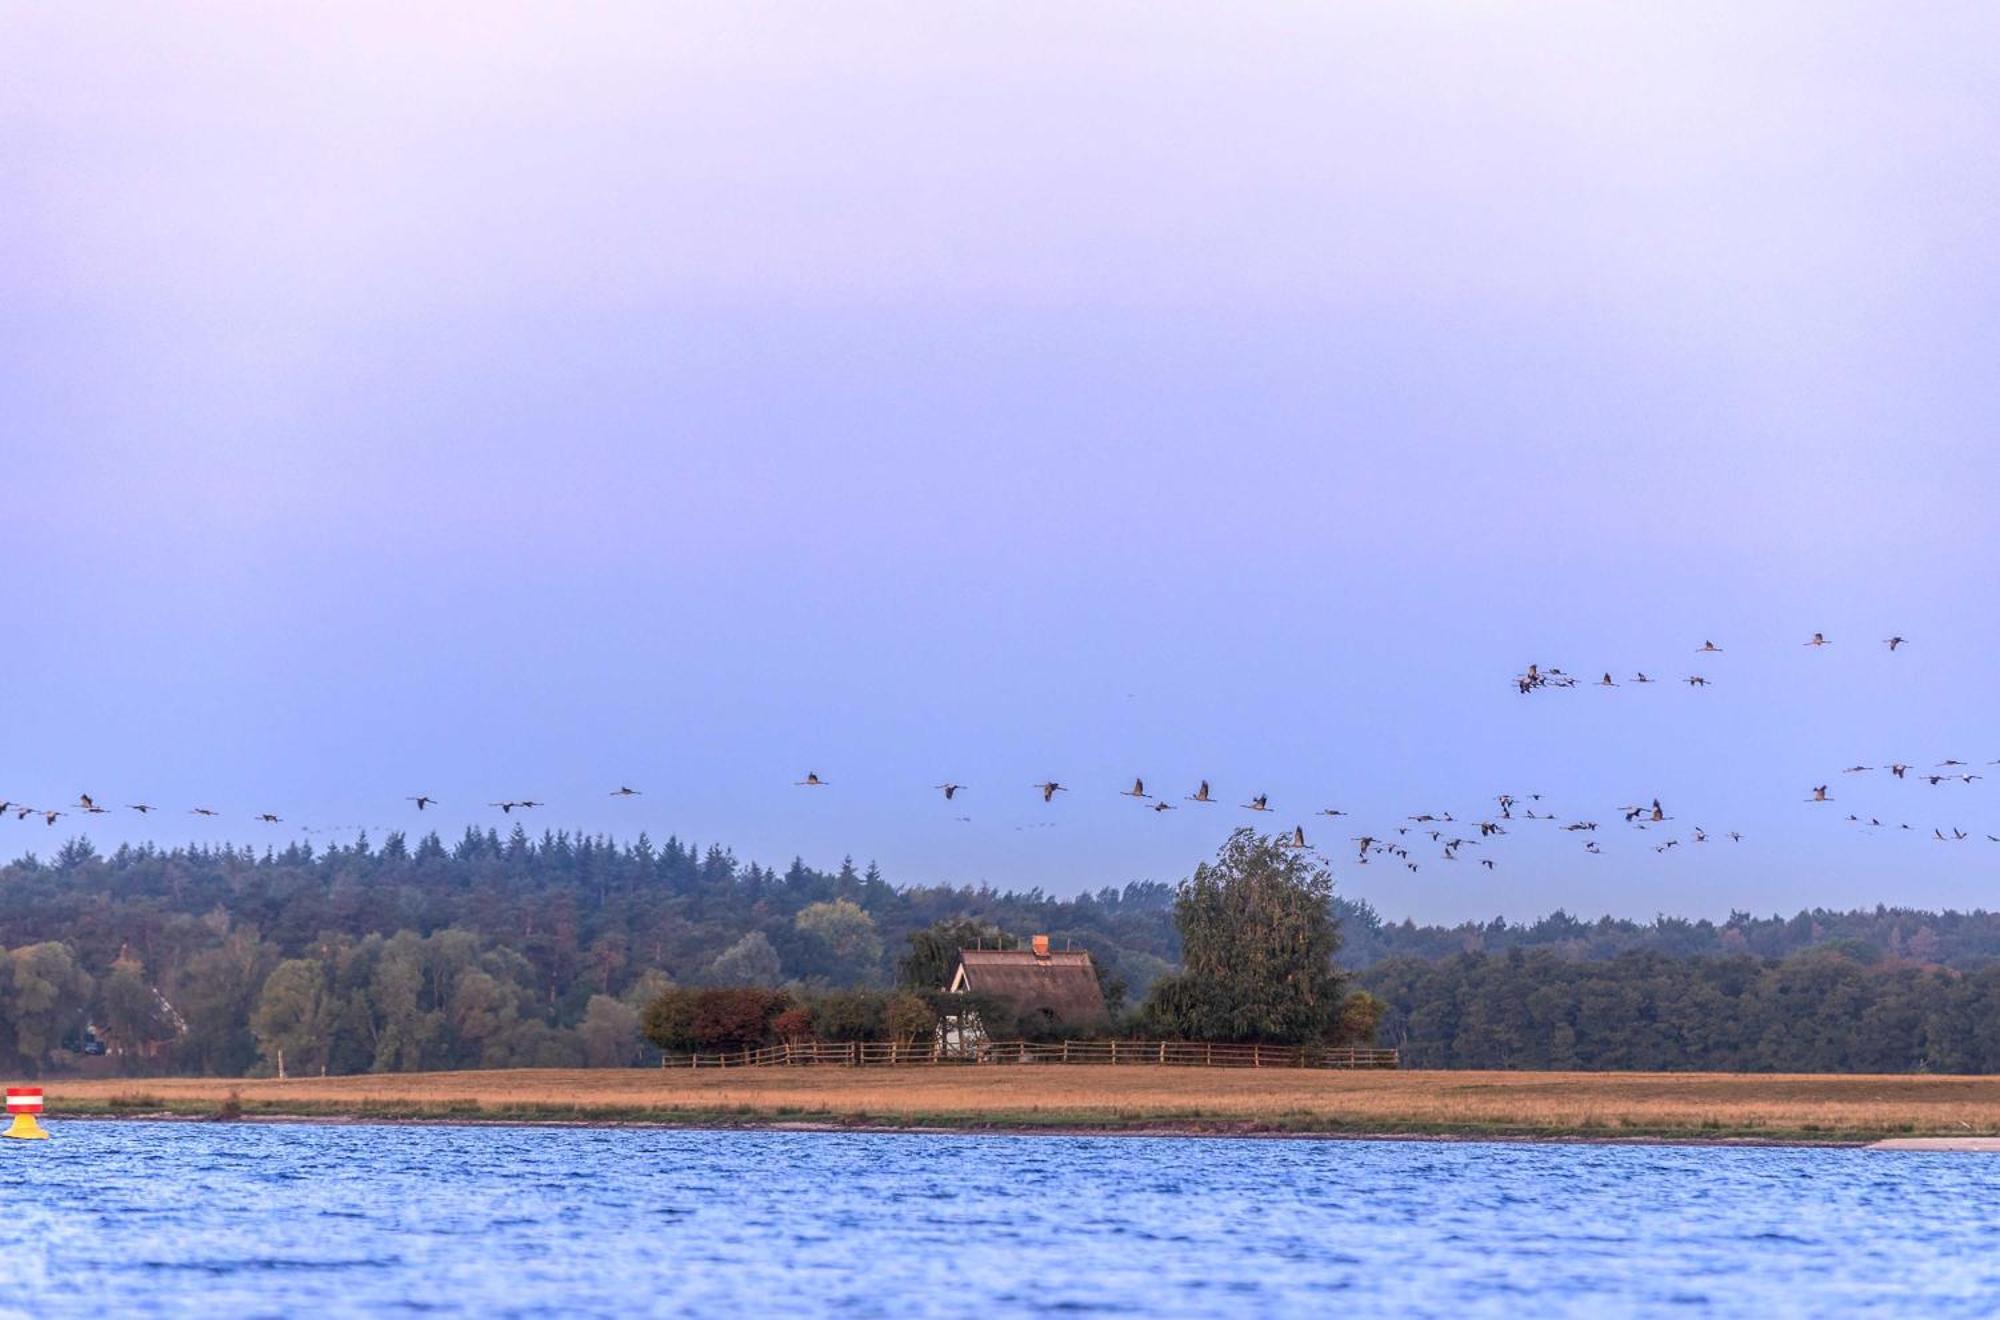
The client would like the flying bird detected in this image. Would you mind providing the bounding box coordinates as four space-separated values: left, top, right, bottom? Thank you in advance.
935 783 965 801
1149 801 1175 813
1186 780 1214 804
1809 786 1831 803
1685 675 1710 687
256 813 282 823
1243 794 1271 812
1697 641 1722 653
1805 632 1830 647
1120 778 1151 800
1035 781 1067 803
78 793 95 809
610 786 641 797
1884 637 1906 651
190 807 219 817
1284 826 1307 849
407 796 435 810
796 773 827 787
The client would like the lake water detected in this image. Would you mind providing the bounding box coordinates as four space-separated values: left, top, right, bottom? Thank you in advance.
0 1123 1996 1316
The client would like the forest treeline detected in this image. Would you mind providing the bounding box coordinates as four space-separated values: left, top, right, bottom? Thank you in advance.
1363 949 2000 1073
0 828 1995 1074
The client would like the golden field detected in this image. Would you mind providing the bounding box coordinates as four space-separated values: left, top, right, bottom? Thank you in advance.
27 1067 2000 1142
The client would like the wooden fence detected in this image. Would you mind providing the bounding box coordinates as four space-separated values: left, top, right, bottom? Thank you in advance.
661 1039 1398 1070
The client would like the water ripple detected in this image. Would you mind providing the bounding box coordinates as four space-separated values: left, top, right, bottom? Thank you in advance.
0 1124 1996 1315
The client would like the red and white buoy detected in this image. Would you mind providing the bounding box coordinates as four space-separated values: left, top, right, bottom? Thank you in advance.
5 1087 49 1140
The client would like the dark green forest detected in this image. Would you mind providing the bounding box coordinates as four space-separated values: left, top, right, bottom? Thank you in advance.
1 827 1997 1075
1367 949 2000 1073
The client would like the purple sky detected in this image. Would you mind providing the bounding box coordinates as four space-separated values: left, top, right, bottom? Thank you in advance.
4 5 1997 922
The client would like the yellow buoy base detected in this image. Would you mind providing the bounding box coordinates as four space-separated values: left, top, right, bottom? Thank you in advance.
3 1114 49 1140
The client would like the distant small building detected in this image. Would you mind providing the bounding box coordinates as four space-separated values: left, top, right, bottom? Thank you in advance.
945 935 1106 1045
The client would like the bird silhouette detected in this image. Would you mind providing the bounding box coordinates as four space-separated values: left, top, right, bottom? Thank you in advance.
1186 780 1214 804
935 783 965 800
127 804 154 814
1809 786 1831 803
1035 781 1066 803
1120 778 1151 800
1884 636 1906 651
1633 672 1657 684
1697 641 1723 653
256 813 282 823
190 807 218 817
1242 793 1271 812
407 796 435 810
1149 801 1176 813
796 773 827 787
611 786 641 797
1805 632 1830 647
78 793 95 809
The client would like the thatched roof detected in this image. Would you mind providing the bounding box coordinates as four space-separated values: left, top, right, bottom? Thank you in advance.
951 948 1106 1026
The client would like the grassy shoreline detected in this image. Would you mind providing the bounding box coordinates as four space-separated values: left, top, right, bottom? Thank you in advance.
20 1066 2000 1146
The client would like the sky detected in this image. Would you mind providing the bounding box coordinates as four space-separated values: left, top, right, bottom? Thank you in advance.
3 4 1997 923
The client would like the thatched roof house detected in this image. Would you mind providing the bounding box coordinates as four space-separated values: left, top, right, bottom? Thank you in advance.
947 935 1106 1033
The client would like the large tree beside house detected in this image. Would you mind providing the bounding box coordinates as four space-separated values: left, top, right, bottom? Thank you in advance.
1142 829 1373 1045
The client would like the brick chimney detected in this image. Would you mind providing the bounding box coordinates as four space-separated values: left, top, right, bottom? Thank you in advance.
1031 934 1051 959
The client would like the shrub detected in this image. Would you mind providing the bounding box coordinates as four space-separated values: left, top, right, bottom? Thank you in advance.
809 990 887 1043
642 987 794 1053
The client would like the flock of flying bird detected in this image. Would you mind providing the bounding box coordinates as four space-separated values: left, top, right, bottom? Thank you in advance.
1515 631 1907 694
0 776 1710 875
9 629 1991 871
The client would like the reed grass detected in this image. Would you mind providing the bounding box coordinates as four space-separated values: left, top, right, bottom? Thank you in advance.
28 1068 2000 1141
